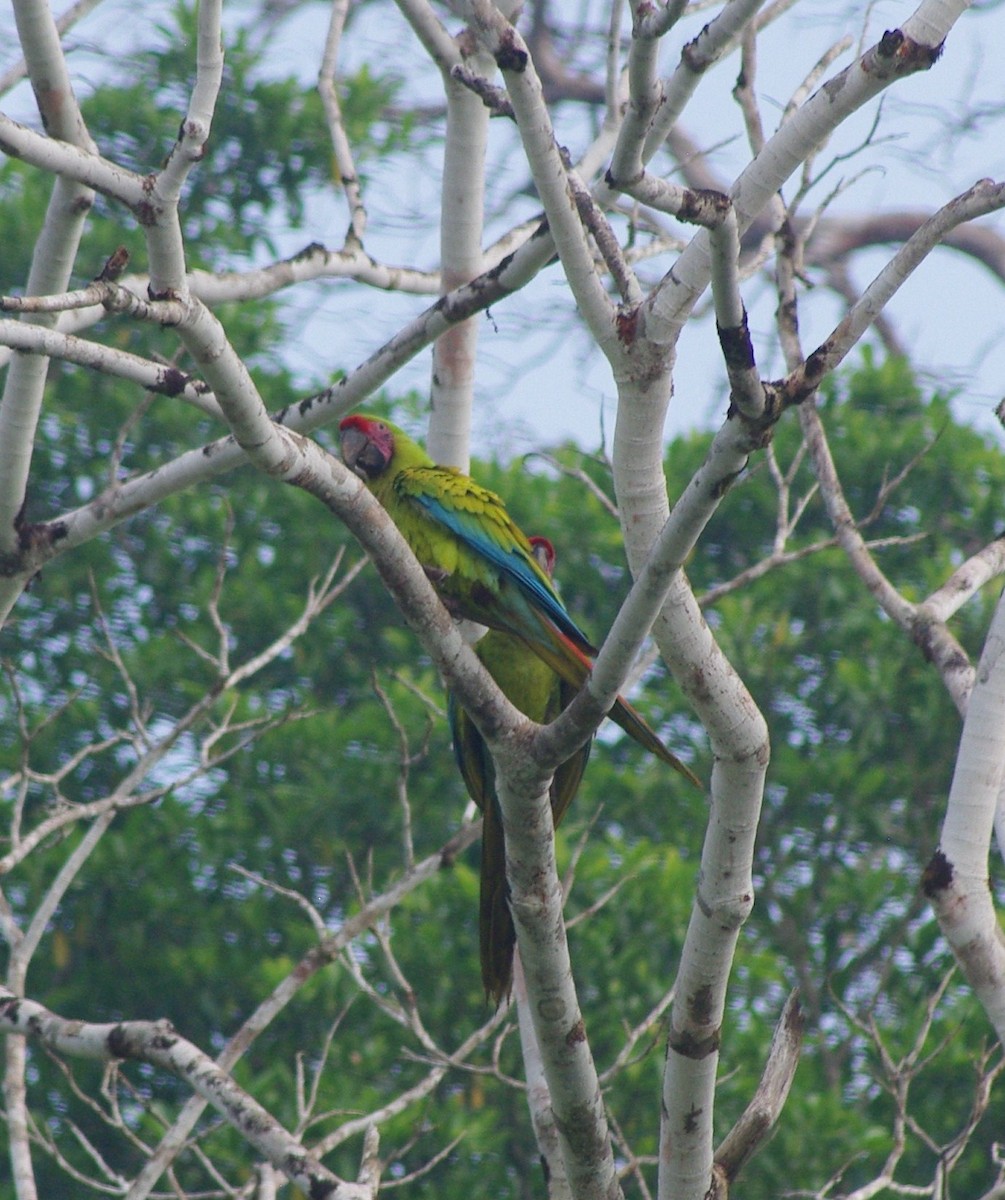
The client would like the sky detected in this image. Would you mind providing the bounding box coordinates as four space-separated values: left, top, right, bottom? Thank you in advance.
3 0 1004 459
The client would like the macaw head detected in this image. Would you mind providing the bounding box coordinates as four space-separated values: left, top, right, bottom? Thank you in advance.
339 414 397 482
528 535 556 577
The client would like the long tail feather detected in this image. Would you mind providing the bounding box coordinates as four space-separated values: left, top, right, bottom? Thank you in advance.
523 614 702 789
480 797 515 1006
608 696 702 787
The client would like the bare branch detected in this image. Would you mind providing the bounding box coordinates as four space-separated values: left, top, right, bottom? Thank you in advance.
0 988 373 1199
925 537 1005 622
512 956 570 1200
319 0 367 244
468 0 620 349
125 820 481 1198
714 991 804 1184
782 180 1005 406
770 172 982 715
0 223 559 619
0 0 100 564
924 586 1005 1048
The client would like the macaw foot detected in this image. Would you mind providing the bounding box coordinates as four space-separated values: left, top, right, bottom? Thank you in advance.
422 563 449 586
422 564 469 617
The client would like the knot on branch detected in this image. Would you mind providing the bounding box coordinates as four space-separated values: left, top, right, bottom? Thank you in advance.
136 177 165 228
727 382 783 449
669 1025 722 1060
179 118 209 156
293 241 327 262
107 1018 177 1061
679 187 732 228
908 607 937 663
95 246 130 283
877 27 943 67
158 365 195 397
604 166 644 192
921 848 954 898
773 346 832 411
877 28 906 58
717 315 756 374
493 30 528 74
4 503 68 577
616 303 641 346
680 35 710 75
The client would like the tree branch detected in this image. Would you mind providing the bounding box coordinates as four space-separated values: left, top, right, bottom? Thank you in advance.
319 0 368 245
468 0 620 350
714 991 804 1184
427 29 492 469
923 585 1005 1049
781 180 1005 406
0 989 374 1199
0 0 99 561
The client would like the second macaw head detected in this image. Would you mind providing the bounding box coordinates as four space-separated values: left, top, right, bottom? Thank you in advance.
528 535 555 577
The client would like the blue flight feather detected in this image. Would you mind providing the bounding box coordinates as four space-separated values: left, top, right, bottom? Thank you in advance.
412 491 596 653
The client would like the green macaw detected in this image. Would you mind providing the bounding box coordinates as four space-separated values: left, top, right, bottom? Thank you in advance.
448 536 591 1005
338 412 700 786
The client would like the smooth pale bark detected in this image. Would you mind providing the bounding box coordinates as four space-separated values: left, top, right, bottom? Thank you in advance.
925 586 1005 1047
500 770 621 1200
616 0 970 555
513 955 572 1200
428 66 490 470
319 0 368 245
0 0 97 571
0 10 101 1193
462 4 971 1198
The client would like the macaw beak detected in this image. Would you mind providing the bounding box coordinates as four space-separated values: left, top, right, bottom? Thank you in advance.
340 426 387 481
